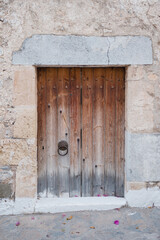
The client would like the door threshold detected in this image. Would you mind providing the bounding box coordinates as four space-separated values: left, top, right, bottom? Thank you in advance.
35 197 126 213
0 197 126 215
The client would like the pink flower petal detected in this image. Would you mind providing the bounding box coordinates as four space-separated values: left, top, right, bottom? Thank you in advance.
114 220 119 225
62 214 66 218
97 194 101 197
31 217 35 220
16 221 20 226
75 195 78 197
103 194 108 197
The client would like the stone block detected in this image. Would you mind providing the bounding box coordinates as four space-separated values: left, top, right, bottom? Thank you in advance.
0 183 12 198
126 66 146 81
126 182 146 191
126 80 154 132
0 166 16 199
14 66 36 106
126 188 160 207
0 139 37 198
14 106 37 139
0 139 37 166
16 157 37 198
125 131 160 182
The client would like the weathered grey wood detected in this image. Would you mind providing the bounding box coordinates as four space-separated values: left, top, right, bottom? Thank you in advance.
57 68 70 197
115 68 125 197
37 68 47 197
104 68 116 196
69 68 81 197
92 68 105 196
46 68 59 197
82 68 93 196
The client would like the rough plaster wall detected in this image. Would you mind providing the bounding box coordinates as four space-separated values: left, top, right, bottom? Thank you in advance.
0 0 160 198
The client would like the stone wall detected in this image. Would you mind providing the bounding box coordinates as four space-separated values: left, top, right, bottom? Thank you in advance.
0 0 160 204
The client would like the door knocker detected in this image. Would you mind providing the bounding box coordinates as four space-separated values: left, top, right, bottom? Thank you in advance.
58 140 68 156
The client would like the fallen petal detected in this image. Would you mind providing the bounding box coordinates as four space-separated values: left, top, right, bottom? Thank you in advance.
75 195 78 197
31 217 35 220
114 220 119 225
62 214 66 217
16 221 20 226
67 216 73 220
97 194 101 197
103 194 108 197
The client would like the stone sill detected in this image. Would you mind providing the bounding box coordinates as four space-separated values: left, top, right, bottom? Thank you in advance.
0 197 126 215
1 187 160 215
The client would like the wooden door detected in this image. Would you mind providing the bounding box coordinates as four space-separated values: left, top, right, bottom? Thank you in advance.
37 68 125 198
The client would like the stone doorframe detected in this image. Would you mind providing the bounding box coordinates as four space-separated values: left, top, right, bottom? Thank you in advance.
12 35 154 208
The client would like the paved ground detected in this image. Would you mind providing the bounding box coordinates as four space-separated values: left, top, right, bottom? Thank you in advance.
0 207 160 240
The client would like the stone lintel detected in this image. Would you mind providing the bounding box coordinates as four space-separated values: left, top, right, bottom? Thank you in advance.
12 35 152 66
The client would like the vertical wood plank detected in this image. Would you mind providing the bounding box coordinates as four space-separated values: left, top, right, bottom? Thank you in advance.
115 68 125 197
57 68 70 197
69 68 81 197
92 68 105 196
104 68 116 196
37 68 47 197
46 68 59 197
82 68 93 196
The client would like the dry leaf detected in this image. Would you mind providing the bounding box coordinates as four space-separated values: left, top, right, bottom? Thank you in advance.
136 227 139 229
90 226 95 229
67 216 73 220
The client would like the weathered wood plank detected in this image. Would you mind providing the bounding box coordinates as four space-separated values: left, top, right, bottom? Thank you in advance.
46 68 59 197
115 68 125 197
69 68 81 197
57 68 70 197
82 68 93 196
104 68 116 196
37 68 47 197
92 68 105 196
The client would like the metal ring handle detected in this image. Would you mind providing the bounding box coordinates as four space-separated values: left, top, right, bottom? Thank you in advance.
58 147 68 156
58 140 68 156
